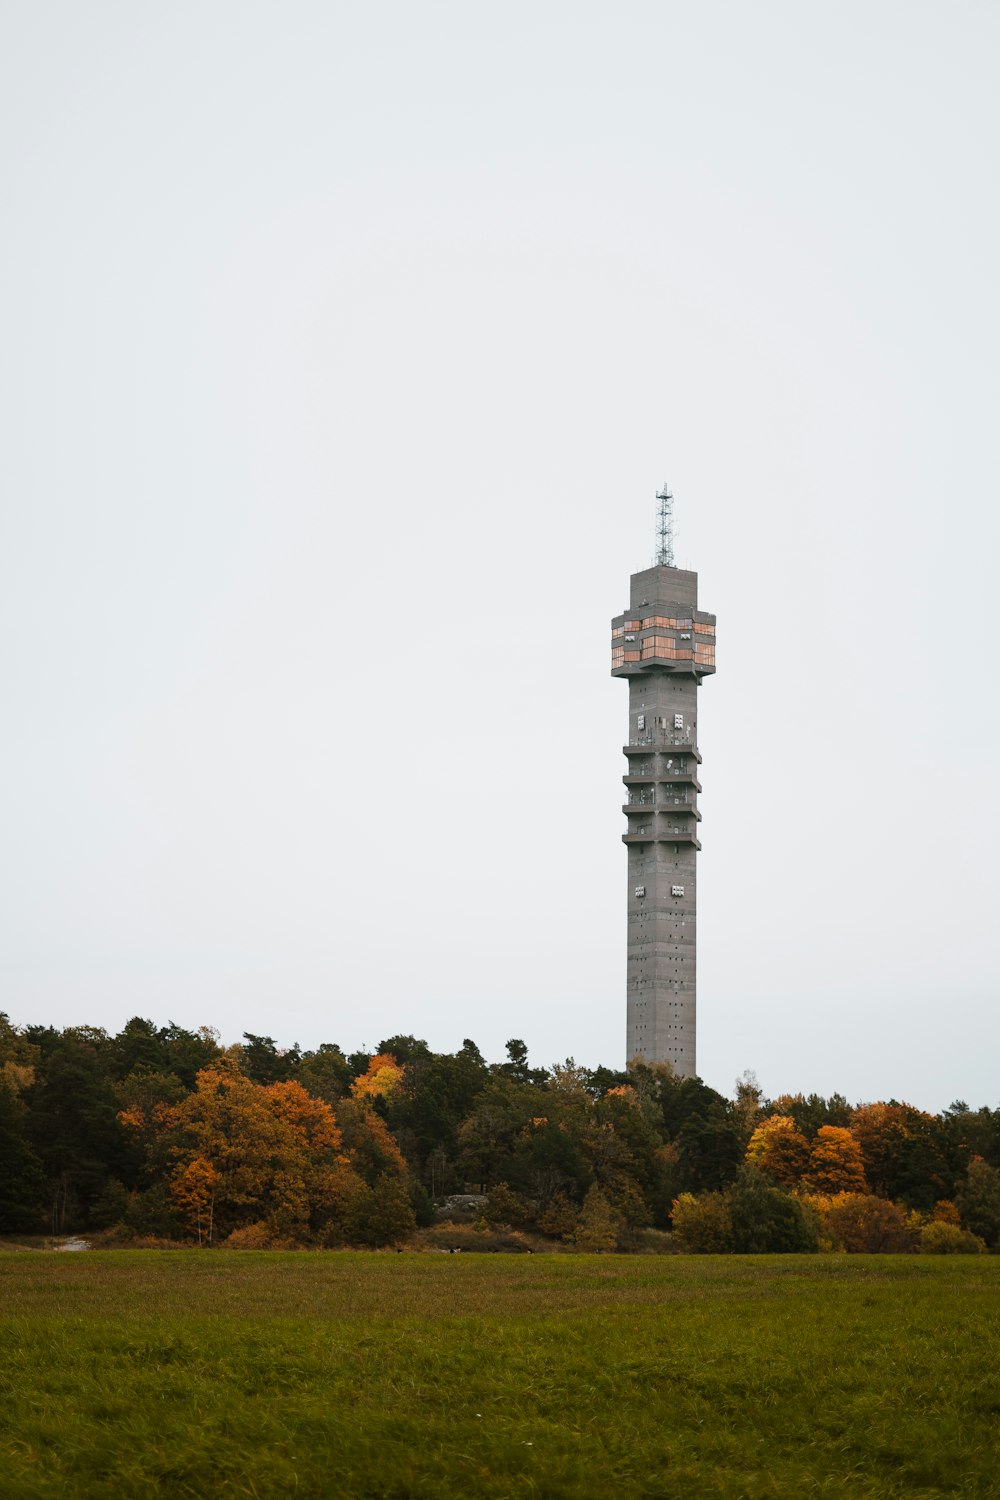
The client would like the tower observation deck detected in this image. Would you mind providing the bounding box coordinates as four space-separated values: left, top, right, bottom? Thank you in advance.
611 506 716 1076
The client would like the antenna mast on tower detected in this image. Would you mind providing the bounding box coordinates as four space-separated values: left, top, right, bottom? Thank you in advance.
655 481 675 567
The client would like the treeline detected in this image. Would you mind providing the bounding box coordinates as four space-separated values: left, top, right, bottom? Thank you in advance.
2 1013 999 1253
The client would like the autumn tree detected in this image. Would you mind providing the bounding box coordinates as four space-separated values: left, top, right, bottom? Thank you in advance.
171 1157 219 1244
823 1193 912 1253
351 1053 405 1102
335 1093 408 1188
849 1102 951 1209
805 1126 867 1195
121 1062 371 1243
745 1115 810 1188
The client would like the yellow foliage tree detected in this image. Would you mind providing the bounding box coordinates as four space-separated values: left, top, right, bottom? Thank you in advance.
745 1115 810 1187
671 1192 733 1253
351 1053 405 1101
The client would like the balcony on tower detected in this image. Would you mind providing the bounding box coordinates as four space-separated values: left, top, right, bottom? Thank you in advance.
622 785 702 848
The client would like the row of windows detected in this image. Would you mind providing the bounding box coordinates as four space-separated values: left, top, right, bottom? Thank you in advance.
626 792 693 805
613 617 715 635
613 642 716 665
640 615 691 631
641 637 694 659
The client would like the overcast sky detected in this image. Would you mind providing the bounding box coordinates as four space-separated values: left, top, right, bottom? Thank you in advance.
2 2 997 1112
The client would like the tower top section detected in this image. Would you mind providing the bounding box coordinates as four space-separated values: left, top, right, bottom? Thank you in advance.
655 482 674 567
611 480 716 679
611 564 716 678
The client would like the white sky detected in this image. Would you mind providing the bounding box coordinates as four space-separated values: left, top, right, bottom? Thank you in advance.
2 1 998 1112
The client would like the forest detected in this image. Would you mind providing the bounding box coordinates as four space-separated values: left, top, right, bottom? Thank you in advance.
2 1013 999 1254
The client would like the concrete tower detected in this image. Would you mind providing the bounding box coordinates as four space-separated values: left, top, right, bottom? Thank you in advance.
610 489 716 1076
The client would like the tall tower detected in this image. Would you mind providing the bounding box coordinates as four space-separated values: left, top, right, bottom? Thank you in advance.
610 485 716 1076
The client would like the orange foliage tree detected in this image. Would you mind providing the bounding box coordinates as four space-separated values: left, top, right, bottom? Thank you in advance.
170 1156 219 1244
848 1101 948 1207
121 1061 372 1243
805 1126 868 1195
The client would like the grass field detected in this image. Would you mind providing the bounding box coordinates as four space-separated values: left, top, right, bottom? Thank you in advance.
1 1252 998 1498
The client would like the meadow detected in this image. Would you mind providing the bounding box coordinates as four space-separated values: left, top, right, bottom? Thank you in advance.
0 1251 997 1499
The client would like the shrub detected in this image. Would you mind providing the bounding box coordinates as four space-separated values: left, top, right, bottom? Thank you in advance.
225 1222 300 1250
484 1182 528 1228
86 1179 131 1230
343 1173 417 1247
420 1223 535 1253
124 1183 184 1240
918 1221 986 1255
627 1228 678 1255
671 1192 732 1253
537 1191 578 1239
728 1167 819 1253
408 1179 435 1228
824 1194 913 1253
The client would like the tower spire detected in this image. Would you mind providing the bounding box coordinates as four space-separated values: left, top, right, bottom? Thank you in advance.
655 481 674 567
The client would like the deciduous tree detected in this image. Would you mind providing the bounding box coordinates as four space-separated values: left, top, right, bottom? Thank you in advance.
823 1193 912 1253
671 1192 733 1252
805 1126 867 1195
745 1115 810 1187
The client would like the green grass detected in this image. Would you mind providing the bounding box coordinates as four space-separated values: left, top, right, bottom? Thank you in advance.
1 1253 998 1498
